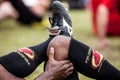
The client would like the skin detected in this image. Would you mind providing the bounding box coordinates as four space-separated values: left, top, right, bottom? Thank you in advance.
47 35 71 61
25 0 51 16
0 1 18 20
96 4 110 48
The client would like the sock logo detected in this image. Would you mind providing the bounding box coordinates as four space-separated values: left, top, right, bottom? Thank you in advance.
18 47 35 60
91 49 104 69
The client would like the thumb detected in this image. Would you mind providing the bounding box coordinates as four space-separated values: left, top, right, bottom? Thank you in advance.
48 47 55 61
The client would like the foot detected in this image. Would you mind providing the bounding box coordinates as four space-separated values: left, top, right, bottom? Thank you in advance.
48 1 72 37
97 39 111 49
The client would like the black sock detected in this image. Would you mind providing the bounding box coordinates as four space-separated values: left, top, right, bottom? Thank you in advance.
10 0 42 24
97 60 120 80
29 38 52 63
0 38 51 78
68 38 120 79
0 52 38 78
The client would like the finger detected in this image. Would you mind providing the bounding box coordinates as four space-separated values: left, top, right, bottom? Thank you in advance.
62 67 74 79
64 71 73 78
61 63 73 70
68 63 73 68
65 66 74 73
48 47 55 61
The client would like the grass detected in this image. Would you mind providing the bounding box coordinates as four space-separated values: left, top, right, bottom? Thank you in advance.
0 10 120 80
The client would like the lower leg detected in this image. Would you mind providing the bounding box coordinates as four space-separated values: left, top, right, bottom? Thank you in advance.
0 38 52 78
47 35 120 80
68 38 120 80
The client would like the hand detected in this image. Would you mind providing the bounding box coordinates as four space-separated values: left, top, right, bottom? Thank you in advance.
45 47 74 80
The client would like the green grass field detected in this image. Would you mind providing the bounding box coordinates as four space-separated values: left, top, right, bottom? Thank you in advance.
0 10 120 80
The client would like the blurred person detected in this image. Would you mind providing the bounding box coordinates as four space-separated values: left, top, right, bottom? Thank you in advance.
84 0 91 9
0 0 52 27
0 47 74 80
91 0 120 48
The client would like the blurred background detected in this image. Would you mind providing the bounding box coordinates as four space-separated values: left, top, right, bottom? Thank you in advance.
0 0 120 80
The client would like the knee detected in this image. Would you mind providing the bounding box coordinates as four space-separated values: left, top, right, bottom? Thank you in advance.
47 35 71 60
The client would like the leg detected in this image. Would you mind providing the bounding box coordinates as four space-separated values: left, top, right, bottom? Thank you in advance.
0 38 52 78
47 35 120 80
0 1 18 21
9 0 42 24
0 45 73 80
27 0 51 16
68 37 120 80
